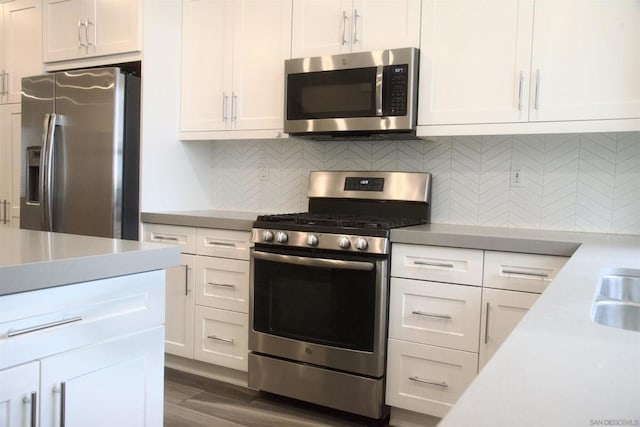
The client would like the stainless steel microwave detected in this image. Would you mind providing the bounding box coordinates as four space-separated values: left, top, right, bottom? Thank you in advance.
284 47 419 138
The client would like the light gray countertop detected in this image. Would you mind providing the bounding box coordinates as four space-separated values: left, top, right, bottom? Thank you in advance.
0 228 180 296
392 224 640 426
141 210 258 231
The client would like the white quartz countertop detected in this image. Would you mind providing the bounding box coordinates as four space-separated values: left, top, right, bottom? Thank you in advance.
0 228 180 296
391 224 640 426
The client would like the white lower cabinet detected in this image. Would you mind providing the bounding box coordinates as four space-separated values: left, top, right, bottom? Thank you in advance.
0 361 39 427
194 306 248 371
143 222 252 376
39 327 164 427
478 287 539 370
386 338 478 418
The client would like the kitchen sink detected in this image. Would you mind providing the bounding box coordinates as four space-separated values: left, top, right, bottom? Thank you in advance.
592 268 640 332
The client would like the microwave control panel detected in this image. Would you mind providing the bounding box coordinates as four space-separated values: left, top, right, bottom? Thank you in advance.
383 64 408 116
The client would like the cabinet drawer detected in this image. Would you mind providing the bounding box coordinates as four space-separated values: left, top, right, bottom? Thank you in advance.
389 278 481 352
483 251 568 293
194 306 248 372
143 223 197 254
0 271 164 370
196 228 251 260
195 256 249 313
386 338 478 418
392 244 484 286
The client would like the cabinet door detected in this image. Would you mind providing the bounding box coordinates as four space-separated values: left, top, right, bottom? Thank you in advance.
530 0 640 121
232 0 291 131
180 0 233 132
478 288 538 370
0 362 39 427
419 0 534 125
353 0 421 53
291 0 349 57
2 0 42 104
92 0 141 57
42 0 84 62
165 254 196 358
40 327 164 427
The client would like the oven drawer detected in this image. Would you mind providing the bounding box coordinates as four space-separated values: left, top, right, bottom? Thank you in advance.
194 306 248 372
392 244 484 286
386 338 478 418
143 224 197 254
389 278 481 352
483 251 568 293
195 256 249 313
196 228 251 260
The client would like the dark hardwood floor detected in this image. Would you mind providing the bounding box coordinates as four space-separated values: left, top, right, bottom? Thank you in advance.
164 368 392 427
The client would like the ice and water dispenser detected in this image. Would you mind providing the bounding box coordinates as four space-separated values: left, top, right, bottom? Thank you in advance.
25 146 40 204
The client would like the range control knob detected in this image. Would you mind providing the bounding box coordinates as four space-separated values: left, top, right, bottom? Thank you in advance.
355 237 369 251
276 231 289 243
338 236 351 249
262 230 274 242
307 233 319 246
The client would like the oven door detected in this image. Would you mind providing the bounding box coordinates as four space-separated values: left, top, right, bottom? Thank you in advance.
249 247 388 378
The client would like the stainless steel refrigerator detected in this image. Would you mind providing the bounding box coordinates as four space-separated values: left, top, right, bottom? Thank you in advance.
20 67 140 240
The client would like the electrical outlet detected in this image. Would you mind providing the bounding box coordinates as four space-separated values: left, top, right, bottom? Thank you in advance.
511 166 523 187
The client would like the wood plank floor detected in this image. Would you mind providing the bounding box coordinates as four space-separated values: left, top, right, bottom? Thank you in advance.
164 368 392 427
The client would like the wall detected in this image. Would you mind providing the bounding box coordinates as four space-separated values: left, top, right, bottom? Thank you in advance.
207 131 640 235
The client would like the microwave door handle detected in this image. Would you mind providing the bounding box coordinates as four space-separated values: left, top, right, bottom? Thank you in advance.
375 66 383 116
252 251 374 272
41 113 57 231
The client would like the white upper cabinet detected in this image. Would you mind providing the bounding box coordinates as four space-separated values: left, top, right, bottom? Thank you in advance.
291 0 421 58
418 0 640 134
180 0 292 139
529 0 640 122
43 0 141 63
0 0 42 104
419 0 534 125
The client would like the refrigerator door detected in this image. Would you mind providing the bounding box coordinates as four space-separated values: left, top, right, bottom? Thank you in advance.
52 68 126 238
20 75 55 231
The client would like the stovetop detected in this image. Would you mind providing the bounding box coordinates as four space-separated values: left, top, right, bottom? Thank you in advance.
255 212 426 231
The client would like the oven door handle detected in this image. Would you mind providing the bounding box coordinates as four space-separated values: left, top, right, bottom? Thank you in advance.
252 251 375 271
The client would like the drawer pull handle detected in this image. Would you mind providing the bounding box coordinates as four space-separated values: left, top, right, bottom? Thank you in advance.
484 302 491 344
413 260 454 268
409 376 448 388
7 316 83 338
208 282 236 288
23 392 37 427
155 235 179 242
208 335 234 343
412 310 451 320
206 241 237 248
502 269 549 278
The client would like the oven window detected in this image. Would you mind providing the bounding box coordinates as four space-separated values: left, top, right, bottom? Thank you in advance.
253 254 376 352
287 68 377 120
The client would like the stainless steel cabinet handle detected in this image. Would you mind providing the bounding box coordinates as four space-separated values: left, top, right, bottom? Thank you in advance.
341 11 349 45
208 281 235 288
352 9 360 45
412 310 452 320
183 264 190 296
534 69 540 110
231 92 237 122
77 20 86 47
0 70 5 95
2 200 7 224
155 235 179 242
409 376 448 388
22 392 37 427
53 383 66 427
84 18 94 46
7 316 83 338
518 70 524 111
207 335 234 343
484 302 490 344
206 240 236 248
413 260 455 268
222 92 228 121
502 269 549 278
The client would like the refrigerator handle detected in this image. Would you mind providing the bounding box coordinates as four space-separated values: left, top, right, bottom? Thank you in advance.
41 113 57 231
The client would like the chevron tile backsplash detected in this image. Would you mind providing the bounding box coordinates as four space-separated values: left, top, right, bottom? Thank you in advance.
209 132 640 235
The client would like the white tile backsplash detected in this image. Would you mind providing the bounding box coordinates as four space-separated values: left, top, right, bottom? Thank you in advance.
209 132 640 235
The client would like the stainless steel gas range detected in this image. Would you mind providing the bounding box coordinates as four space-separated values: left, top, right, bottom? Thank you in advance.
248 171 432 419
